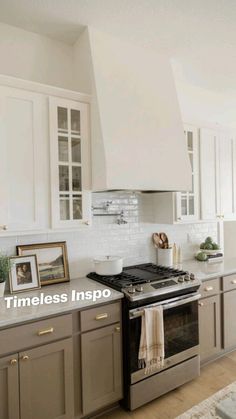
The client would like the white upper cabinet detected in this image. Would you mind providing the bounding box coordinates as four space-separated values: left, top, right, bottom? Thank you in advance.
49 97 91 228
0 87 46 232
200 128 236 221
176 125 199 222
150 124 199 224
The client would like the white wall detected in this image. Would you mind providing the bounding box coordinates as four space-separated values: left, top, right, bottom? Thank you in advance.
0 22 76 90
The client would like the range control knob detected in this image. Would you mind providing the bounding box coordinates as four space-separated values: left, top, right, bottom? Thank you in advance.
127 286 136 294
184 274 190 281
190 273 195 281
136 285 144 292
178 276 184 283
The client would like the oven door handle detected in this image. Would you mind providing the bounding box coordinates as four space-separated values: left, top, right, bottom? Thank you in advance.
162 293 201 310
129 293 201 319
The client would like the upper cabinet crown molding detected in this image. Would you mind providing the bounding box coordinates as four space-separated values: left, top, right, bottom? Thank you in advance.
0 74 91 103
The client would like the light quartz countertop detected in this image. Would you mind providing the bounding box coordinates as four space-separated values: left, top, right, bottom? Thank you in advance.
176 258 236 282
0 277 123 329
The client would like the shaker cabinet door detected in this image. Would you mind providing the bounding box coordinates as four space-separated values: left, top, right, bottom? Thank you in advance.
199 295 221 362
0 354 20 419
0 86 46 232
81 323 123 415
223 290 236 350
19 339 74 419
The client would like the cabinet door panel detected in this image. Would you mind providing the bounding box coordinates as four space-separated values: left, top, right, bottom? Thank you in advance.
223 290 236 349
199 295 221 362
200 128 218 220
218 133 235 219
20 338 74 419
0 354 19 419
81 323 123 415
0 87 45 231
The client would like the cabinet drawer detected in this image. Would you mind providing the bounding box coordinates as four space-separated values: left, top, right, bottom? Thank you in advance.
80 302 121 332
222 274 236 292
199 278 220 298
0 314 72 356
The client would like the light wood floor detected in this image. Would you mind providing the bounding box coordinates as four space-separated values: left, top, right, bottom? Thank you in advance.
100 351 236 419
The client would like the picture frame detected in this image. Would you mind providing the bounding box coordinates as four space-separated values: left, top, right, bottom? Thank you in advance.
9 255 41 294
17 242 70 286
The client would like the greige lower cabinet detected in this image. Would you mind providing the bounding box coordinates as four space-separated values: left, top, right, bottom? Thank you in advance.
199 294 221 362
0 354 20 419
80 304 123 416
20 339 74 419
223 289 236 349
0 338 74 419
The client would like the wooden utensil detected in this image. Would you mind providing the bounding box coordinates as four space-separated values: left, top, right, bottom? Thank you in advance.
152 233 163 248
159 232 169 249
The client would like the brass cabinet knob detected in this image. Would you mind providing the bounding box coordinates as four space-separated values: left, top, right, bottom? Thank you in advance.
0 225 8 231
10 359 17 366
115 326 120 332
231 280 236 285
22 355 29 361
198 302 204 307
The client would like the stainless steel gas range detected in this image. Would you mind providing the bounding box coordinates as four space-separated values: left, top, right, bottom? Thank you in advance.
88 263 201 410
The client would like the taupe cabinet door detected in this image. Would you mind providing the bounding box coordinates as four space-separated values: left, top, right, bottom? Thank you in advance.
223 290 236 349
81 323 123 415
20 338 74 419
0 354 20 419
199 295 221 362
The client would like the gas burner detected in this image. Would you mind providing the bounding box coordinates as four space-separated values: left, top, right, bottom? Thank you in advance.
87 263 201 302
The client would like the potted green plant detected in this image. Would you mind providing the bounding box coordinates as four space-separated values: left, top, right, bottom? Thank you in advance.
0 254 11 297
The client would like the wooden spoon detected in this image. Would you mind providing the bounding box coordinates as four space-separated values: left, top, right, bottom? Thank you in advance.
152 233 163 248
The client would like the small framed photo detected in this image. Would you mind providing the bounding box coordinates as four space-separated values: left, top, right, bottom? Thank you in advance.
9 255 41 294
17 242 70 286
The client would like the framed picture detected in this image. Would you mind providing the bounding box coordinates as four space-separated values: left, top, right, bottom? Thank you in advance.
9 255 41 294
17 242 70 286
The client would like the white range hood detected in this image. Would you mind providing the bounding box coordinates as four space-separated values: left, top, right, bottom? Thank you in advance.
74 28 192 192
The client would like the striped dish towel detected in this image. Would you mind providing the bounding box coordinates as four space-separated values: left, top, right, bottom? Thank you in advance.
138 306 165 373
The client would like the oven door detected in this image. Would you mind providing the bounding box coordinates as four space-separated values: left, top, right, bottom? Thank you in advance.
129 292 200 384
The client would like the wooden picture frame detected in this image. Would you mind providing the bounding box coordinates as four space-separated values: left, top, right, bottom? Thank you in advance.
17 242 70 286
9 255 41 294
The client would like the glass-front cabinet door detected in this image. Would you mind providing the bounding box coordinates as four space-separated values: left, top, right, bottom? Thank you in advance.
50 97 91 228
176 125 199 222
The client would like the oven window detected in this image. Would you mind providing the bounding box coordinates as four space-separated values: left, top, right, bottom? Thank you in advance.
129 300 199 374
164 301 198 358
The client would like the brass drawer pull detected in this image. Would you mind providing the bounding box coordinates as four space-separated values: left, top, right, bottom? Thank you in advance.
37 327 54 336
10 358 17 365
22 355 29 361
95 313 108 321
198 302 204 307
231 280 236 285
115 326 120 332
204 286 213 292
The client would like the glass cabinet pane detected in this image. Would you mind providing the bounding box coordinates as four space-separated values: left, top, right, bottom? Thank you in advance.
59 166 69 191
181 196 187 216
58 137 69 162
187 132 193 151
60 197 70 220
189 196 194 215
71 109 80 134
72 166 82 191
73 196 82 219
71 138 81 163
58 107 68 132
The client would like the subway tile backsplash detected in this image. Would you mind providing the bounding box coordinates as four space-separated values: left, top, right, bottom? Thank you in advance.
0 192 217 279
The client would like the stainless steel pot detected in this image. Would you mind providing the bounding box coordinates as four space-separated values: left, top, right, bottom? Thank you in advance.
93 256 123 276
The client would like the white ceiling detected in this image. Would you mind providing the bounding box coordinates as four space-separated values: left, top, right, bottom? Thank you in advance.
0 0 236 93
